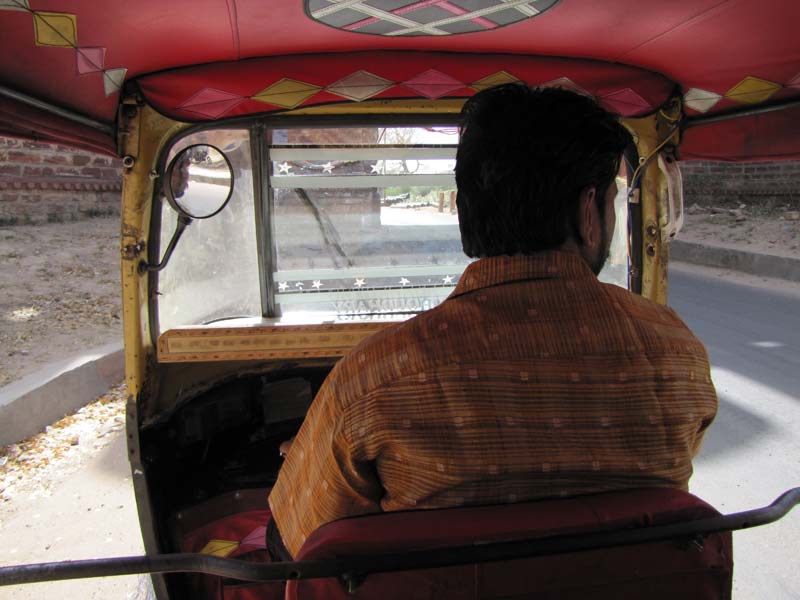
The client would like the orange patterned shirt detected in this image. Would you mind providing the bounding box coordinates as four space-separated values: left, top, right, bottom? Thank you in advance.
268 252 717 557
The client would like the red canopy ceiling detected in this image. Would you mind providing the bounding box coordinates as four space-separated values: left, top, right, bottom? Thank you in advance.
0 0 798 159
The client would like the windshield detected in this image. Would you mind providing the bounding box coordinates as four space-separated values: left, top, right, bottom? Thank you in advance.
268 125 471 320
156 129 261 332
155 122 630 332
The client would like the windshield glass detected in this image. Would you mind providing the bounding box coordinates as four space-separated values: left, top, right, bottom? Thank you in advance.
156 122 630 332
157 129 261 331
269 126 471 319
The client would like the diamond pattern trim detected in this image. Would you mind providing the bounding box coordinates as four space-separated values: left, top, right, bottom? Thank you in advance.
0 0 30 11
241 526 268 549
403 69 465 99
199 539 239 558
179 88 245 118
76 47 105 75
683 87 722 113
33 11 77 47
252 78 322 108
541 77 592 97
326 70 394 101
600 88 651 114
471 70 520 91
102 67 127 97
3 3 130 101
725 76 781 105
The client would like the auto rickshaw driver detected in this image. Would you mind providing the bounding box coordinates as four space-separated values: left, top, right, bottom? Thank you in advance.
266 83 718 560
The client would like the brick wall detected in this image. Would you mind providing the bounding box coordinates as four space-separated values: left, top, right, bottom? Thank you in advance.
0 137 122 225
3 137 797 225
680 160 800 209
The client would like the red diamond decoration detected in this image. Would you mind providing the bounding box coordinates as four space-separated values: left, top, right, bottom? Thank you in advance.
241 526 267 549
541 77 592 98
599 88 651 116
403 69 465 100
178 88 244 119
76 47 106 75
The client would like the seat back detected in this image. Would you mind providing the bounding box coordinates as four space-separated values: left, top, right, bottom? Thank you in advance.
286 488 732 600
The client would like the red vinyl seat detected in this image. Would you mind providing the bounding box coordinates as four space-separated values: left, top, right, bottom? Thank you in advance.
286 488 733 600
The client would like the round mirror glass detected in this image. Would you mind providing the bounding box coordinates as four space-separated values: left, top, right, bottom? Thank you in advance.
167 144 233 219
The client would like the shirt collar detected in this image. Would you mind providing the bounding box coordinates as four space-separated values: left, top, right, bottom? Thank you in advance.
450 251 595 298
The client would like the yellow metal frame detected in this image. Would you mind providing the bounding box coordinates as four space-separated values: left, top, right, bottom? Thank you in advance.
119 103 189 397
621 100 682 306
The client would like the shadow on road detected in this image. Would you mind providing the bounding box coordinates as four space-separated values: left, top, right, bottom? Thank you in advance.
695 392 774 462
670 268 800 403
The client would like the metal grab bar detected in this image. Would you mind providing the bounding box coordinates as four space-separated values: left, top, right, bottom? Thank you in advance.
1 487 797 587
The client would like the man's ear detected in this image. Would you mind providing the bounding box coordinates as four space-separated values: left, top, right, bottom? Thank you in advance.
577 186 598 247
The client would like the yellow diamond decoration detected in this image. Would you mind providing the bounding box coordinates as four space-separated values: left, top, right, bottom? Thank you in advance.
471 71 520 92
33 11 77 47
252 78 322 108
725 76 781 105
199 539 239 558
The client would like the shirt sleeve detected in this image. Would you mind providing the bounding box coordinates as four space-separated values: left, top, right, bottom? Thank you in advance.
267 366 383 558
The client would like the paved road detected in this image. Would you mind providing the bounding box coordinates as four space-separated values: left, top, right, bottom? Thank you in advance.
0 432 148 599
669 264 800 599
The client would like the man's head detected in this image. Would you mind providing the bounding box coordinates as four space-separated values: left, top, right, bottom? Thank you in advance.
455 83 632 273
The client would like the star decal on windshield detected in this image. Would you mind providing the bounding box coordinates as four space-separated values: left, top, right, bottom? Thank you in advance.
322 162 334 174
370 162 382 174
442 275 454 284
354 278 366 288
278 282 288 292
278 162 292 174
312 280 323 289
399 277 410 286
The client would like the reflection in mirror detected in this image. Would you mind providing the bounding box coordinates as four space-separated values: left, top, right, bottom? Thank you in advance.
168 144 233 219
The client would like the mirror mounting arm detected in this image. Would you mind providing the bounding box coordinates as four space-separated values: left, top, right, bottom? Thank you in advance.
138 214 192 274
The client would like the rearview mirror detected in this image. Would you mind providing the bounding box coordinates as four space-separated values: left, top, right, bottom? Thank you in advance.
166 144 233 219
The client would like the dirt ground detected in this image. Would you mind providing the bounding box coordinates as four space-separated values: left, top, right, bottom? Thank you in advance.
0 208 799 389
0 216 122 388
679 201 800 259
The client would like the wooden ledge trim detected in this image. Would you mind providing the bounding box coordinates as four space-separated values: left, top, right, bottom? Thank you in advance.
157 322 395 363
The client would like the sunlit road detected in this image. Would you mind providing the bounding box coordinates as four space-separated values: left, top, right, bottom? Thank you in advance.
669 263 800 599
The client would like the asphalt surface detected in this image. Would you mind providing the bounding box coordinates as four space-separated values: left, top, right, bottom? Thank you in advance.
1 262 798 599
669 264 800 599
0 433 148 600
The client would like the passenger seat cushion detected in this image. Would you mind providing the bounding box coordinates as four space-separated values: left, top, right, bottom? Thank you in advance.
288 489 733 600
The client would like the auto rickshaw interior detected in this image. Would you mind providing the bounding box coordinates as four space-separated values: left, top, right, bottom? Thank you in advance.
0 1 799 598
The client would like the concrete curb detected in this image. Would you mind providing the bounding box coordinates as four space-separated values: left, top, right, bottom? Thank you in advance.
671 240 800 282
0 341 124 447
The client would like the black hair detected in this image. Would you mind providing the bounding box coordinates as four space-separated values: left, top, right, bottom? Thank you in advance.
455 83 632 257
